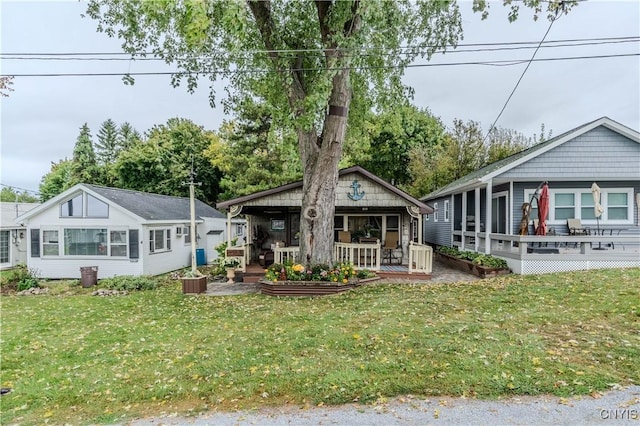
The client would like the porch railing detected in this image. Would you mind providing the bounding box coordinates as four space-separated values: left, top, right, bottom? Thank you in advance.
408 242 433 274
334 241 381 271
272 242 384 271
273 246 300 264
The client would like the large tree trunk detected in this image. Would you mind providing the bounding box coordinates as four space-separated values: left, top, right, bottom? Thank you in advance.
298 69 352 265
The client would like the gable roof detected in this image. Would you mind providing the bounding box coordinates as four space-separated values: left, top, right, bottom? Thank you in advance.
1 202 40 228
217 165 433 214
17 184 225 222
421 117 640 200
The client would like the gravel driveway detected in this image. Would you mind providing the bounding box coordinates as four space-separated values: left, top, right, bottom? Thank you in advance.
129 385 639 425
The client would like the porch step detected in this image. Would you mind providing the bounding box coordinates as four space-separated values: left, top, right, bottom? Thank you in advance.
378 271 431 280
238 271 265 284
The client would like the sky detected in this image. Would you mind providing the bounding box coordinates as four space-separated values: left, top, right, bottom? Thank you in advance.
1 1 639 196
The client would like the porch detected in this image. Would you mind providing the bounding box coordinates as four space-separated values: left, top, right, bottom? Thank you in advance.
227 241 434 276
466 232 640 274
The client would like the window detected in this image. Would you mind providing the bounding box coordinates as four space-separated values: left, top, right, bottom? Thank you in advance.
433 202 439 222
87 195 109 217
43 230 59 256
64 229 108 256
110 230 128 257
60 192 109 218
61 194 83 217
0 231 9 263
524 187 633 224
386 215 399 231
444 200 450 222
184 226 191 244
554 193 575 220
607 193 628 220
580 193 596 220
235 223 244 236
149 229 171 253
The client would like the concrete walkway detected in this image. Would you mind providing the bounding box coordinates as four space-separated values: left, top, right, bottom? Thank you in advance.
203 260 481 296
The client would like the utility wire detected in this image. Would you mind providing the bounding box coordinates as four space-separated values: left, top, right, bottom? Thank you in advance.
481 6 563 144
3 53 638 78
0 183 41 196
3 38 638 62
2 35 636 57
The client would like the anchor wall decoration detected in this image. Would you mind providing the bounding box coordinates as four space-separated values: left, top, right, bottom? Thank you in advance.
347 180 365 201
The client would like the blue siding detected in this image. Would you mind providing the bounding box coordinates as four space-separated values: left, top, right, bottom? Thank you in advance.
424 195 453 246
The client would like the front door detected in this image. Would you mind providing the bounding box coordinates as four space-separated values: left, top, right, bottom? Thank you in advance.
492 193 508 235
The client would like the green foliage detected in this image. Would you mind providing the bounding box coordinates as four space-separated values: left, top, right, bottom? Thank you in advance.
206 101 302 199
265 261 359 284
70 123 100 186
437 246 508 269
0 187 39 202
98 275 158 291
95 118 119 165
114 118 222 205
357 105 446 189
0 265 40 292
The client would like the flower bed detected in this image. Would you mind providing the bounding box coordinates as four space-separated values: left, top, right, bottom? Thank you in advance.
261 262 377 296
436 248 510 279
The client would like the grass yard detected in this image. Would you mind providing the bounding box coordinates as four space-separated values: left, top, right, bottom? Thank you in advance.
1 268 639 425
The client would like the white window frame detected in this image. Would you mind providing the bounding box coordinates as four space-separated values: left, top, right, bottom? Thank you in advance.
59 192 109 218
433 202 439 222
444 199 450 222
109 229 128 257
149 228 172 254
523 187 633 225
0 230 10 264
42 228 60 257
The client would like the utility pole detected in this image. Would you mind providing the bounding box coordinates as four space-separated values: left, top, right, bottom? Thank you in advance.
183 158 202 275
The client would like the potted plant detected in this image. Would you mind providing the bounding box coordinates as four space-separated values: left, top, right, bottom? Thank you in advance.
181 269 207 294
223 258 241 283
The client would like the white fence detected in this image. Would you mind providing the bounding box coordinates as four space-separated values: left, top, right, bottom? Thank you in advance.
273 242 382 271
408 242 433 274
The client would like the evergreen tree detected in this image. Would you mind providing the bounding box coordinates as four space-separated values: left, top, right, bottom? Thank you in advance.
117 122 142 152
70 123 99 186
39 159 74 201
95 119 119 165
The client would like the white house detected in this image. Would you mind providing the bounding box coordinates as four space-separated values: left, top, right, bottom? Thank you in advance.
1 202 40 270
15 184 244 279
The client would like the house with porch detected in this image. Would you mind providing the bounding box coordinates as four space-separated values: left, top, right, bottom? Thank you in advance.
421 117 640 274
216 166 434 275
15 184 243 279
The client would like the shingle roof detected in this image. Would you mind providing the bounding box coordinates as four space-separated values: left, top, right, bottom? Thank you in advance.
420 116 639 200
1 202 40 228
85 185 225 221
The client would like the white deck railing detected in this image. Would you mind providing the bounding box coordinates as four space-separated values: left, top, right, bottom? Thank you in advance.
334 241 381 271
273 246 301 264
408 242 433 274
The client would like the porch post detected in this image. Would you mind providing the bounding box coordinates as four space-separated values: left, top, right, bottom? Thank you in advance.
227 210 232 248
474 187 480 252
461 192 467 248
418 213 423 244
485 179 493 254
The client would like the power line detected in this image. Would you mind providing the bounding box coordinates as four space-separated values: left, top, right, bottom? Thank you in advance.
3 53 637 78
0 183 41 196
481 7 563 144
3 38 637 62
2 36 636 57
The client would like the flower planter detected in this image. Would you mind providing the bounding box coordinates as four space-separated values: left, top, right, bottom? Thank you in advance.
260 280 359 297
226 267 237 284
435 252 510 279
181 276 207 294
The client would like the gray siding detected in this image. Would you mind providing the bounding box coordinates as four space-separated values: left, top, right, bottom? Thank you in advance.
501 127 640 180
424 195 453 247
512 181 640 234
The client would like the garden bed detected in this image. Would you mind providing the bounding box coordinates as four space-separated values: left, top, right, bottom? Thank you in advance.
260 277 379 297
181 276 208 294
436 252 510 279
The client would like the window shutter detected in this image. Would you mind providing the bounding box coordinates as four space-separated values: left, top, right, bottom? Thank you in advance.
129 229 139 259
31 229 40 257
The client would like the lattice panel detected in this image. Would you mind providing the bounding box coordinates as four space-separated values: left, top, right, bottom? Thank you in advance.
520 260 640 275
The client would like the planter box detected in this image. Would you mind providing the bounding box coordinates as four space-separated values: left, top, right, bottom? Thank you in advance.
435 252 510 279
260 280 358 297
181 276 208 294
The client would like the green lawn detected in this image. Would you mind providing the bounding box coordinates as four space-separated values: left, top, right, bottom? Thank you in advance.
1 268 639 425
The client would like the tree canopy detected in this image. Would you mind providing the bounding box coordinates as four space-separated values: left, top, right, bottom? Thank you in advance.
86 0 573 264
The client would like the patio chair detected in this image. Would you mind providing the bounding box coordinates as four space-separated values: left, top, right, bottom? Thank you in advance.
382 231 402 264
567 218 590 236
338 231 352 243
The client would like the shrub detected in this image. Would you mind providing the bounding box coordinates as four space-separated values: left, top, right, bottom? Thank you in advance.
1 265 40 293
99 275 157 291
437 246 508 269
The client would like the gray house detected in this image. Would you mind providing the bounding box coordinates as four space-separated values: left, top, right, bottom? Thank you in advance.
422 117 640 274
15 184 243 279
